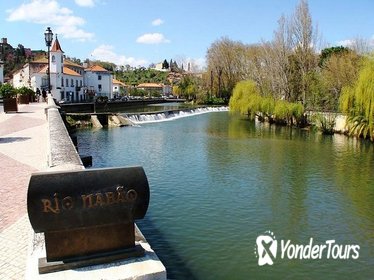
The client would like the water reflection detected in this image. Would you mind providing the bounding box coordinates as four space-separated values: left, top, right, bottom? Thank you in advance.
75 112 374 279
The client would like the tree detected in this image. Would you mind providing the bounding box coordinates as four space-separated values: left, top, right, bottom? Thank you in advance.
320 49 361 111
319 46 350 66
162 59 169 69
229 80 262 119
229 80 304 125
290 0 319 107
340 56 374 141
259 15 293 100
206 37 248 99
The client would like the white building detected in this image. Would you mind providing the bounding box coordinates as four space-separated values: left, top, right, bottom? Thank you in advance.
112 78 127 98
12 36 113 102
84 65 113 99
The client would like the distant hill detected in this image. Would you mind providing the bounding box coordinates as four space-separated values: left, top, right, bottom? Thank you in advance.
0 38 46 81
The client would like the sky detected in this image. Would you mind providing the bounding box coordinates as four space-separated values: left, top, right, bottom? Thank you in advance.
1 0 374 70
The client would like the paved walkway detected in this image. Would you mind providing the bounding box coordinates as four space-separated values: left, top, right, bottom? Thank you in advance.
0 102 48 280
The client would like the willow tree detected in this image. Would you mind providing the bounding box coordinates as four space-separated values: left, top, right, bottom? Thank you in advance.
340 57 374 141
229 80 262 119
230 80 304 125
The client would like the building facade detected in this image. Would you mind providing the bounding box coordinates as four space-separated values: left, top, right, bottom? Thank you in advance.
84 65 113 99
12 36 113 102
112 78 127 98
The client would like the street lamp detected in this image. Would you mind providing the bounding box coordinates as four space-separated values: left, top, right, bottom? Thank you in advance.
44 27 53 94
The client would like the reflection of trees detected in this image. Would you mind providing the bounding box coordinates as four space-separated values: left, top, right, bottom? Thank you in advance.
330 136 374 239
206 113 374 243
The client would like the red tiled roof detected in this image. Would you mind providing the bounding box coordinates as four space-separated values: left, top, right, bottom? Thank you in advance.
63 67 81 76
137 83 163 88
85 65 109 72
37 66 81 77
38 65 48 74
64 59 84 68
51 37 63 53
113 79 127 87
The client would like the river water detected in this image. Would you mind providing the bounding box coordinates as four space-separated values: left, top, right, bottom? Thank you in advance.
75 110 374 279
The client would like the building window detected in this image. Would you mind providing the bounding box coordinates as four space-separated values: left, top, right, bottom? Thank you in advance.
66 79 68 87
71 79 74 87
80 80 82 87
98 75 102 80
98 84 102 91
52 55 55 63
61 77 64 86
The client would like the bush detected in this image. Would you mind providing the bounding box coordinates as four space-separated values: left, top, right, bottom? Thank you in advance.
17 86 34 96
313 113 336 135
205 96 225 105
0 83 17 98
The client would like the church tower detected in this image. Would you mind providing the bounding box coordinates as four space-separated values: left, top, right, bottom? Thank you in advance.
49 35 64 97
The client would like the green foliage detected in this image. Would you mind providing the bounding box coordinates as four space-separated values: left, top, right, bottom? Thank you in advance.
260 97 275 117
0 83 17 98
273 100 290 123
17 86 34 96
115 68 168 86
230 80 304 125
313 113 336 135
319 46 350 66
205 96 225 105
174 75 203 100
229 80 262 119
340 57 374 141
162 59 169 69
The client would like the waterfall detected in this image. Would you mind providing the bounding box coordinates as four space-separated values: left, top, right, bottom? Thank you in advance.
124 106 228 124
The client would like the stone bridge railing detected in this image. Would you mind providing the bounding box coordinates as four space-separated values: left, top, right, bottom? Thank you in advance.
46 94 84 171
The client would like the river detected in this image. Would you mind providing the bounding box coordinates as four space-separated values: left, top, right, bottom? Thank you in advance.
75 110 374 280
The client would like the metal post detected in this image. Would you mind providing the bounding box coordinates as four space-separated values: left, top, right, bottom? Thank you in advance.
47 44 51 94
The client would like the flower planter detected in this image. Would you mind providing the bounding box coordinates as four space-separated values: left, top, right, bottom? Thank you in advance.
3 98 18 113
18 94 30 104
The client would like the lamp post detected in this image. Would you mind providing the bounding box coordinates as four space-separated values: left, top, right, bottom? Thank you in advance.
44 27 53 95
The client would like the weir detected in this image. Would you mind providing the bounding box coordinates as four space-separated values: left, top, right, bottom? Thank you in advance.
126 106 229 124
25 95 166 279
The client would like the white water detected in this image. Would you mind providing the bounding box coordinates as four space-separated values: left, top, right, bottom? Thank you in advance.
125 106 229 124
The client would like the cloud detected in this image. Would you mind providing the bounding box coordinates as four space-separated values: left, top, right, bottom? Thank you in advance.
337 39 354 47
75 0 96 7
6 0 94 41
91 45 147 67
152 18 164 26
136 33 170 44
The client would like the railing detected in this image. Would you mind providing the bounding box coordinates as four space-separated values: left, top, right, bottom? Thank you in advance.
46 94 84 171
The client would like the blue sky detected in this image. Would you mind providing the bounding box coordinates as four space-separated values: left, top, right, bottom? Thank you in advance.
1 0 374 69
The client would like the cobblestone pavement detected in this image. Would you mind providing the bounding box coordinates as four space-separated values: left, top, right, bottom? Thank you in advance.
0 102 48 280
